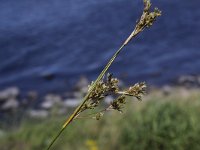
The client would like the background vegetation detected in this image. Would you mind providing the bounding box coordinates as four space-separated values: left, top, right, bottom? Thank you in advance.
1 88 200 150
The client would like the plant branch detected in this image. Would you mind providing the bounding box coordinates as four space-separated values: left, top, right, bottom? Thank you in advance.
46 31 140 150
46 43 126 150
46 0 161 149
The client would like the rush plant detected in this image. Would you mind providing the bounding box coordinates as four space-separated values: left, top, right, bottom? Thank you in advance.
46 0 161 149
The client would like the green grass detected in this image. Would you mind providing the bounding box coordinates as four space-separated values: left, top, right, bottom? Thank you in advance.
1 88 200 150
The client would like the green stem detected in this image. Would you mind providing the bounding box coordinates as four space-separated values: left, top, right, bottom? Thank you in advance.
75 106 113 119
46 30 140 150
46 127 65 150
46 44 125 150
45 0 161 148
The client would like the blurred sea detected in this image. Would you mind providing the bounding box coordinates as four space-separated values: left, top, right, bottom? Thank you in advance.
0 0 200 94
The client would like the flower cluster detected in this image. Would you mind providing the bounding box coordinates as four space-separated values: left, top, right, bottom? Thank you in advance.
122 82 146 101
137 0 161 29
124 0 161 45
79 73 147 119
110 96 126 113
80 73 119 112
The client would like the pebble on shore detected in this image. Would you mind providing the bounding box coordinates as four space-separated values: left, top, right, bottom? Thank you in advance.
40 94 62 110
1 75 200 119
0 87 19 101
0 87 20 111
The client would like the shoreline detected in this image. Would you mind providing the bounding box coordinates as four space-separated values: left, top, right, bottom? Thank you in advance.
0 75 200 119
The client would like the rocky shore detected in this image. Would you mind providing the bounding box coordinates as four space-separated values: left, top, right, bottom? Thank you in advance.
0 76 114 119
0 75 200 119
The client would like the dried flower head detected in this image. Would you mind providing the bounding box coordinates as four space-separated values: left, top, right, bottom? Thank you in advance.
125 82 147 101
79 73 146 118
95 112 104 120
80 73 120 112
138 1 161 28
124 0 161 45
110 96 126 113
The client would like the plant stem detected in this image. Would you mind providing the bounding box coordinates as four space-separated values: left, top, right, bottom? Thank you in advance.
75 106 113 119
46 0 162 148
46 30 139 150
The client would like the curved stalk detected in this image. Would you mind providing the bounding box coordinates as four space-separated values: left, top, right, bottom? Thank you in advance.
46 43 125 150
46 31 139 150
46 0 161 149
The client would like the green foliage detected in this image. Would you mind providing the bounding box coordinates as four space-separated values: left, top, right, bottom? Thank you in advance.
1 90 200 150
119 99 200 150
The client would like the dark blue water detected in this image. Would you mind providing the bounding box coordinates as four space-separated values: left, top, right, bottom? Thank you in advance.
0 0 200 94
